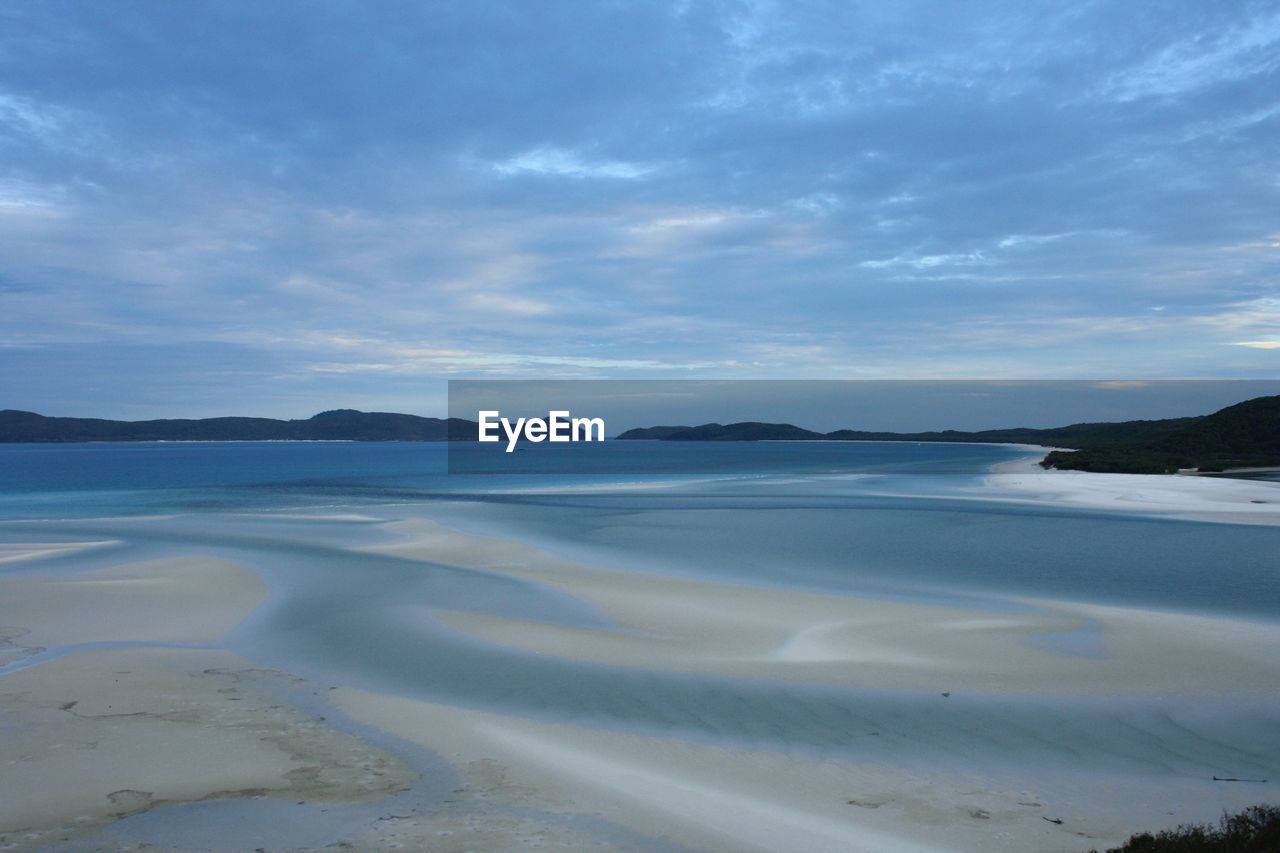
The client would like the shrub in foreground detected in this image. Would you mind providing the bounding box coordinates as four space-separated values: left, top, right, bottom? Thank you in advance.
1096 805 1280 852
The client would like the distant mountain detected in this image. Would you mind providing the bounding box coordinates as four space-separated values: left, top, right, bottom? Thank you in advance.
614 417 1201 448
0 409 478 442
662 422 823 441
614 424 717 440
7 396 1277 473
616 395 1280 474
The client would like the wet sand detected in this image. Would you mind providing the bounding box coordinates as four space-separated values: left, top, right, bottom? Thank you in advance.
0 553 415 850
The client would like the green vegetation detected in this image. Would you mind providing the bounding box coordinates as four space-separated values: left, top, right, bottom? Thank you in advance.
1095 804 1280 852
1040 448 1192 474
1041 395 1280 473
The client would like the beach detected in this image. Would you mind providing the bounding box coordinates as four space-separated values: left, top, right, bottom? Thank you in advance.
985 449 1280 526
1 441 1278 851
0 552 418 850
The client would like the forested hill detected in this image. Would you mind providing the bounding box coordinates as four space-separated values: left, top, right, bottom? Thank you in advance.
1040 394 1280 473
0 409 477 442
614 416 1202 447
616 395 1280 474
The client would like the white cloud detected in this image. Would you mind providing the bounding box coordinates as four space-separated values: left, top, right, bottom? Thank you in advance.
493 147 658 180
0 179 73 215
303 349 721 375
1195 297 1280 333
1104 10 1280 101
464 292 553 316
0 92 65 137
630 211 732 233
274 273 361 304
997 232 1074 249
860 250 988 270
997 230 1126 249
786 193 841 215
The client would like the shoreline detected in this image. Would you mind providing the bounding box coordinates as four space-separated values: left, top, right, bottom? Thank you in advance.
982 449 1280 526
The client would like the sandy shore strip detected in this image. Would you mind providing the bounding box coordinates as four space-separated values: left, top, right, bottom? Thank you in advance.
0 556 416 850
981 448 1280 525
0 556 268 656
0 647 416 851
365 517 1280 698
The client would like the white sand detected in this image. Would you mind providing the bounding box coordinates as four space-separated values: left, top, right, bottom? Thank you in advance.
369 518 1280 697
0 556 268 650
0 539 116 565
332 684 1276 853
334 688 961 852
0 647 415 850
983 450 1280 525
0 557 415 850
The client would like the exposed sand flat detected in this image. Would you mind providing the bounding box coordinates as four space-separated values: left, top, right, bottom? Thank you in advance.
0 556 418 850
0 556 268 650
0 539 116 565
370 518 1280 697
984 452 1280 525
332 686 1274 853
333 687 950 852
0 647 416 851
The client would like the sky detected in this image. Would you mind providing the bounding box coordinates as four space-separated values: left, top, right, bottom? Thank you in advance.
2 0 1279 419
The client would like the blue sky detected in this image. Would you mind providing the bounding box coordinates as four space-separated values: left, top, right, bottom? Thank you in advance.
2 0 1278 418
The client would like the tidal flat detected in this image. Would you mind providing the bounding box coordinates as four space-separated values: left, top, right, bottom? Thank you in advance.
1 441 1278 851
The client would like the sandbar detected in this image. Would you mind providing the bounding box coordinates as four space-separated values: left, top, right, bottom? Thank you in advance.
0 556 416 850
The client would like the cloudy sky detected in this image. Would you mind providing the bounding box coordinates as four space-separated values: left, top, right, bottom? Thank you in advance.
2 0 1278 418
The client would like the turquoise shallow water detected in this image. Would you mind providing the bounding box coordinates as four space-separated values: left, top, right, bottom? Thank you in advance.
2 440 1280 783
